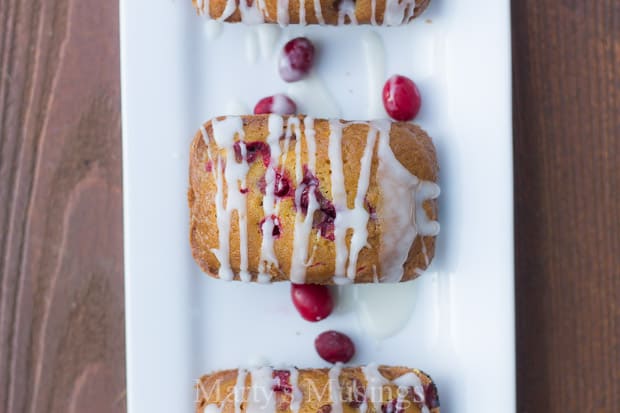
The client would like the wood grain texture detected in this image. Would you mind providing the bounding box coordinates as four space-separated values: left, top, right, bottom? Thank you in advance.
0 1 125 413
512 1 620 412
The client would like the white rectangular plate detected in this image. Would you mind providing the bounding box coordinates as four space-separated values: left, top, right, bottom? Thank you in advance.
120 1 514 412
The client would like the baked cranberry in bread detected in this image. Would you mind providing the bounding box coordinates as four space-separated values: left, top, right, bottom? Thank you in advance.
188 115 439 285
195 365 440 413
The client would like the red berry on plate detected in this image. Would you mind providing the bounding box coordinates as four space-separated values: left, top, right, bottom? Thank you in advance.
279 37 315 82
291 284 333 322
382 75 422 121
254 94 297 115
314 331 355 363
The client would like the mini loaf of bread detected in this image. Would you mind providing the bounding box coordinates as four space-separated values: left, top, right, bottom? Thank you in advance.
188 115 439 285
196 365 440 413
192 0 430 26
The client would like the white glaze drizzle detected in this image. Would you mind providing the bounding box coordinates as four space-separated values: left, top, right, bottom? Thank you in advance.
299 0 307 25
328 363 343 413
374 120 440 282
415 181 441 236
230 367 304 413
370 0 377 25
337 0 358 25
211 156 232 280
247 366 276 413
393 373 428 413
302 365 427 413
277 0 290 26
382 0 417 26
362 364 388 413
328 120 348 283
205 117 438 284
204 0 264 23
258 115 284 281
234 369 249 413
209 117 250 281
257 0 268 18
238 0 266 24
345 126 377 280
215 0 238 21
290 117 319 283
372 265 379 283
329 121 377 284
289 367 303 413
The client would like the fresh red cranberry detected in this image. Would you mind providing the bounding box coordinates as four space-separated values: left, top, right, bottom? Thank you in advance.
240 187 249 194
279 37 315 82
259 215 282 238
291 284 334 322
254 94 297 115
233 141 271 166
382 75 422 121
314 331 355 363
272 370 292 393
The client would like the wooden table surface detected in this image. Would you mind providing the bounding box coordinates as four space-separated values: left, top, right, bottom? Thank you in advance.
0 1 618 412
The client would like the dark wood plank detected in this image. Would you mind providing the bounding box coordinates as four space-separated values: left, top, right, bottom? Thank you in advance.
512 1 620 412
0 1 125 412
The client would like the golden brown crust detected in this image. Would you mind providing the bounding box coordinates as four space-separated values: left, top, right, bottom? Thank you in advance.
188 115 438 284
192 0 431 25
195 366 439 413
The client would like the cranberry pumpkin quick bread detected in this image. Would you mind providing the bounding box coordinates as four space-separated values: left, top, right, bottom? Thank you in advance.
196 364 440 413
188 115 440 284
192 0 430 26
